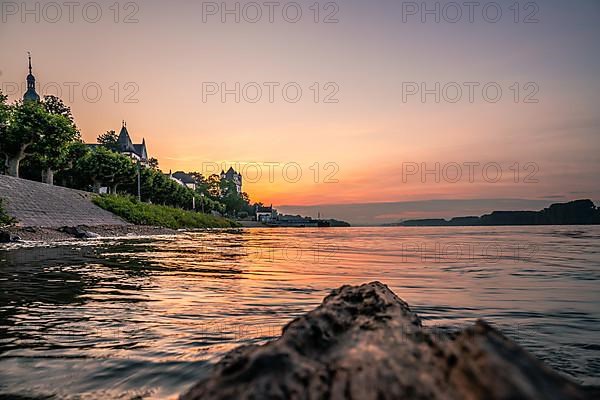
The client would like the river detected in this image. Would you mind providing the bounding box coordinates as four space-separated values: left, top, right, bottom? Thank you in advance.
1 226 599 398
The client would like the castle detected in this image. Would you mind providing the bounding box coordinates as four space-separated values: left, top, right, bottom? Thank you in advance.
221 167 242 194
114 121 149 163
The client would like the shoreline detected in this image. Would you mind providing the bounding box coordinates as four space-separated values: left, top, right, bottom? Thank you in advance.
1 223 353 244
1 224 179 243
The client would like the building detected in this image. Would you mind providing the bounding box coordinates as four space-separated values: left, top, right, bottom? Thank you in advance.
23 52 40 102
87 122 149 162
86 122 149 166
171 171 198 190
221 167 242 194
115 122 148 162
256 204 277 223
21 55 149 164
167 170 185 186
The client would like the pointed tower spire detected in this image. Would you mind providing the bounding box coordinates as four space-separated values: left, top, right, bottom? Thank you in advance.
23 52 40 102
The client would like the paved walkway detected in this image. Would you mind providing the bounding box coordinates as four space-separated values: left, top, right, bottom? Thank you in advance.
0 175 127 227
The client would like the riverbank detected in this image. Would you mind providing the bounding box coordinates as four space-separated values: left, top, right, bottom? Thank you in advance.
1 224 178 242
0 176 239 243
387 199 600 227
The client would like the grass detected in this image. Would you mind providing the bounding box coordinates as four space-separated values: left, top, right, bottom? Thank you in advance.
93 195 240 229
0 198 15 225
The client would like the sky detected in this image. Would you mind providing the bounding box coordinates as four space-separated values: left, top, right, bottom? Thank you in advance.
1 0 599 224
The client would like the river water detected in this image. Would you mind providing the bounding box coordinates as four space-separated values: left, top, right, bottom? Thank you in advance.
0 227 599 398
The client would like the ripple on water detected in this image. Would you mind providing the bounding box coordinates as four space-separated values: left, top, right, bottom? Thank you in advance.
1 226 599 398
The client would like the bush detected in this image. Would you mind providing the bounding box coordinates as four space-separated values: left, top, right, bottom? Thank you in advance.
92 195 240 229
0 198 15 225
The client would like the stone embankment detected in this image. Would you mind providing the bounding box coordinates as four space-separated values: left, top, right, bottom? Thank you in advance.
182 282 596 400
0 175 127 227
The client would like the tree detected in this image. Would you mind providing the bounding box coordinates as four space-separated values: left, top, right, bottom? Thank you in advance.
119 166 195 209
188 171 207 184
35 96 79 184
187 172 209 197
55 142 92 188
207 174 222 198
0 96 78 182
148 157 160 170
0 92 9 174
200 195 226 214
74 147 136 193
97 130 120 151
220 179 244 216
217 179 254 217
43 95 76 124
0 100 47 178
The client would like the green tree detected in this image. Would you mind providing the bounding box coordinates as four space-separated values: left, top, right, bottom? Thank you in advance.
0 92 10 174
220 179 245 216
97 130 120 151
55 141 92 188
207 174 222 198
74 147 136 193
147 157 160 170
121 167 193 209
43 95 76 124
0 100 47 178
0 97 78 182
200 195 225 214
35 96 79 184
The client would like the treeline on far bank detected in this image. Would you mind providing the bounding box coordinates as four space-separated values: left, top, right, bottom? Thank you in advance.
392 200 600 227
0 92 256 219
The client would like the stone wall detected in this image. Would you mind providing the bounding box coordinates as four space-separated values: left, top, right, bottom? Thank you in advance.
0 175 127 227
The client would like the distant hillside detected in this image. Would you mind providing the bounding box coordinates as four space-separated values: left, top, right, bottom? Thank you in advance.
387 200 600 227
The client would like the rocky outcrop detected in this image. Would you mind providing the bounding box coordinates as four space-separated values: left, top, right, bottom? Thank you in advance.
182 282 595 400
58 226 100 239
0 230 21 243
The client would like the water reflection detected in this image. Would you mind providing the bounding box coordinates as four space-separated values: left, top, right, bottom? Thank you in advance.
0 227 599 399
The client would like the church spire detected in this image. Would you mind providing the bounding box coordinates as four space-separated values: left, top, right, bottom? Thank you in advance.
23 52 40 102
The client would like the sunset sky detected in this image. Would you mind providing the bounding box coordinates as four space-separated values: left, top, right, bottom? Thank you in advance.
1 0 599 223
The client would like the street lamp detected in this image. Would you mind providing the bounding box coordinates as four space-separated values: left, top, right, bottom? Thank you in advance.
137 159 141 202
200 192 205 214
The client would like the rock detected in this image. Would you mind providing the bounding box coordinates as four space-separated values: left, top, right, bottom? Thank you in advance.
0 230 20 243
79 229 100 239
58 226 99 239
181 282 594 400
